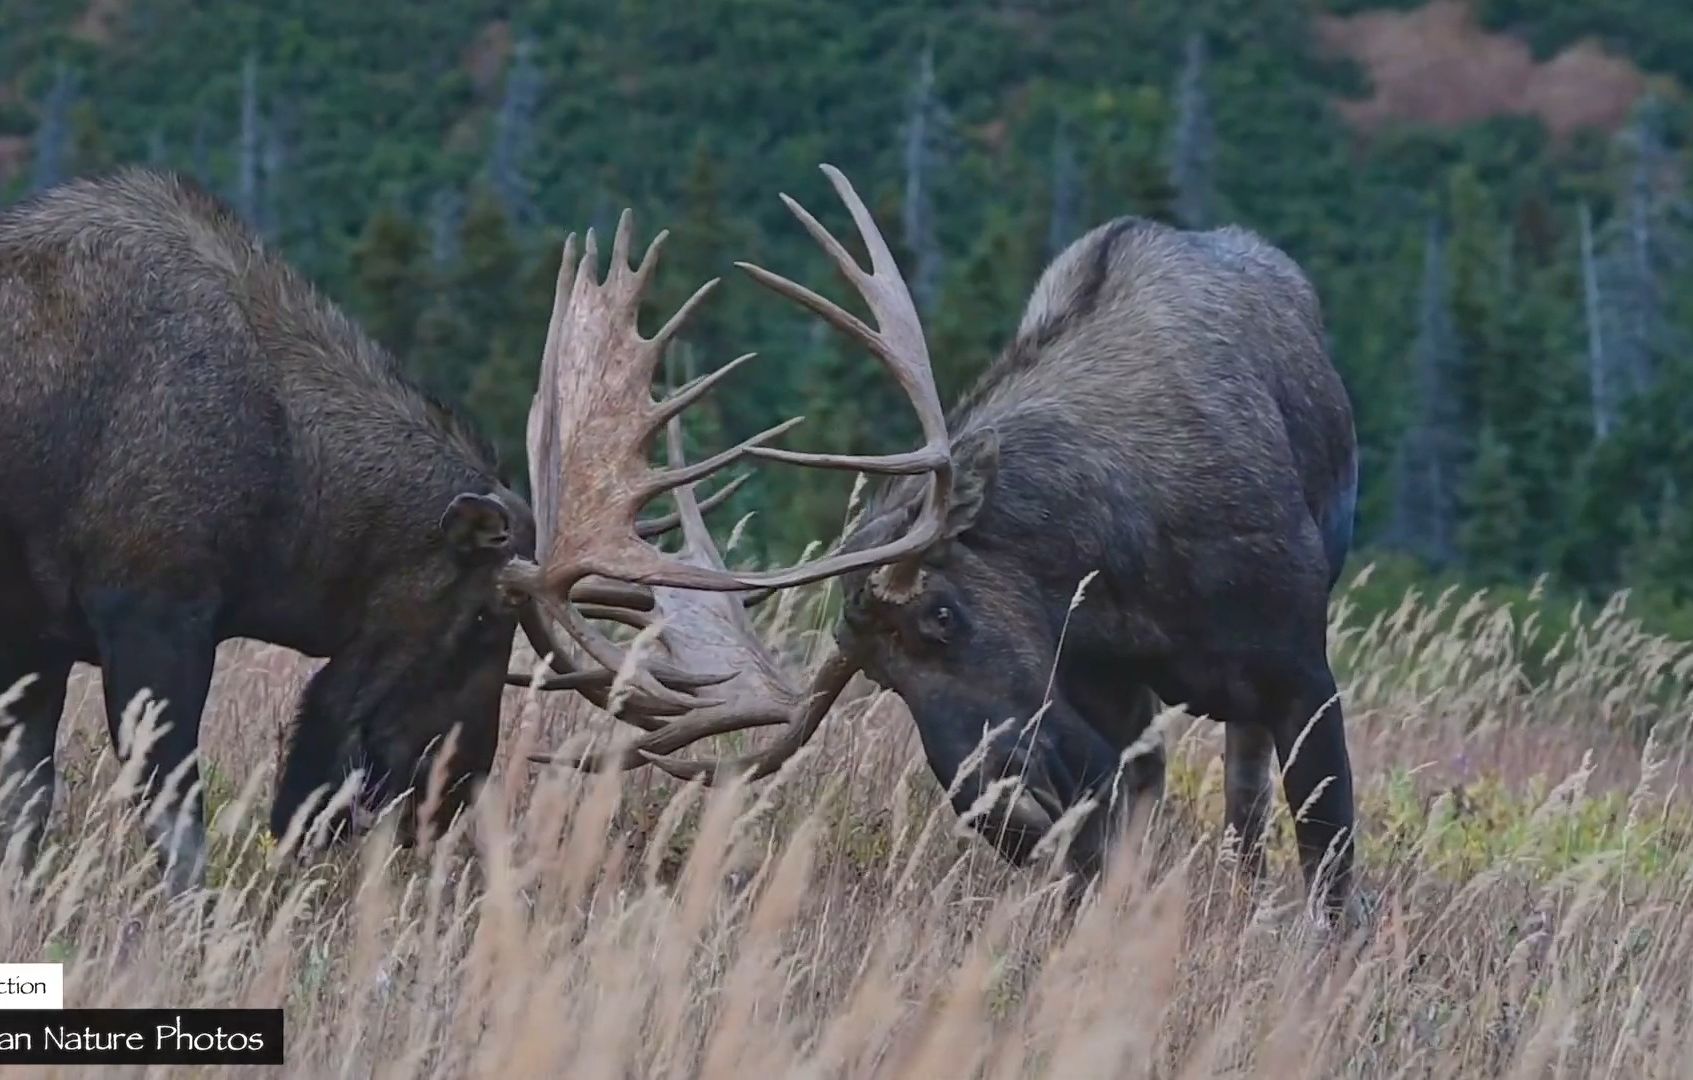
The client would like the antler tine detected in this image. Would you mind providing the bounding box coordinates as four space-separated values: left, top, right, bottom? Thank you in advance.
635 472 750 539
544 233 580 367
637 648 860 783
821 163 902 276
733 164 950 480
632 225 670 289
578 227 600 288
629 161 954 592
609 208 636 276
508 606 715 718
513 574 726 707
570 578 655 611
530 418 858 774
511 172 952 730
574 603 653 629
508 669 609 693
642 416 804 503
529 164 955 600
773 190 871 289
734 263 874 352
653 352 759 425
652 276 719 352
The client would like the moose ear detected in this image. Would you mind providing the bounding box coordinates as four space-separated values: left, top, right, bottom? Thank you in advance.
440 492 513 562
944 426 999 538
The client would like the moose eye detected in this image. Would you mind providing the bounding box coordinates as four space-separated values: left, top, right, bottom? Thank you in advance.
914 602 958 646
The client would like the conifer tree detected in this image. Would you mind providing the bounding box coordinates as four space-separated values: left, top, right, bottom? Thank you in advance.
1459 427 1527 582
1387 217 1465 568
351 205 427 364
454 186 520 343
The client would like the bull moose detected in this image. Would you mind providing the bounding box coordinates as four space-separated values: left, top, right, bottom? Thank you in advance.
0 167 705 892
518 165 1360 918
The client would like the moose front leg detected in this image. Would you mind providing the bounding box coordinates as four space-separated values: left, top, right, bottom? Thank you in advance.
0 648 72 877
1071 677 1167 820
84 588 217 896
1268 661 1355 920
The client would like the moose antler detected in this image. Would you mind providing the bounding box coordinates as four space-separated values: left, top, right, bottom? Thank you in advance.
526 163 950 782
529 419 821 769
504 220 779 714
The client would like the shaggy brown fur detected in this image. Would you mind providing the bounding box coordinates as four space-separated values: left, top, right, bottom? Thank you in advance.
0 167 531 892
838 216 1360 914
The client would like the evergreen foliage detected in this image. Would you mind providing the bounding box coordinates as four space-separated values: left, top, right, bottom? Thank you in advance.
3 0 1692 626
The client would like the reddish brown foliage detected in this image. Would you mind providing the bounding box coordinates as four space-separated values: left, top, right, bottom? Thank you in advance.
1316 0 1654 141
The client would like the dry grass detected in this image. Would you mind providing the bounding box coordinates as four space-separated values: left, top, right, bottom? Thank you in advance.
5 567 1693 1077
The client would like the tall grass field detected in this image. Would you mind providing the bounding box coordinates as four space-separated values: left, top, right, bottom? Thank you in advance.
3 567 1693 1077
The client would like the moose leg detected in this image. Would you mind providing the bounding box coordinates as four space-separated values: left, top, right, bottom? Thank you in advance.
0 650 72 877
1029 680 1164 887
84 589 217 896
1074 681 1167 798
1223 721 1276 882
1268 661 1354 918
270 663 360 846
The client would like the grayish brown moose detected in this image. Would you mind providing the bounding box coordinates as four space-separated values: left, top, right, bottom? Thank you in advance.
0 168 708 892
518 165 1361 918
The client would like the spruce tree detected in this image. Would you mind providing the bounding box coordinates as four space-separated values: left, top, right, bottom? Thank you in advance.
454 186 520 338
351 205 427 365
1459 427 1527 582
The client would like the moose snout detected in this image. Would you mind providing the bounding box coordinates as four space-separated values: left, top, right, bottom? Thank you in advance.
944 740 1078 866
981 748 1137 887
924 696 1144 877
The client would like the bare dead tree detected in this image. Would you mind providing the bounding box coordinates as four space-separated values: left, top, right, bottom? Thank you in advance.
30 64 77 194
1389 216 1464 566
1048 116 1082 257
902 45 949 314
237 52 262 224
489 35 542 225
1167 31 1215 229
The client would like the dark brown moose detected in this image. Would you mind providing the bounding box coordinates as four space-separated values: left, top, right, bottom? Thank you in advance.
0 168 693 893
520 165 1361 918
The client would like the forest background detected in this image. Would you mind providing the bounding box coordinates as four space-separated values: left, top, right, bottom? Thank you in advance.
4 0 1691 638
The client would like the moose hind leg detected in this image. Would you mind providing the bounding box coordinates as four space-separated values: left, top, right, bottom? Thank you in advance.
0 651 72 879
1223 721 1276 882
84 589 217 896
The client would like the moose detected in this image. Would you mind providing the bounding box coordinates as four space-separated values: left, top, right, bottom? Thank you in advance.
0 167 708 893
517 166 1360 918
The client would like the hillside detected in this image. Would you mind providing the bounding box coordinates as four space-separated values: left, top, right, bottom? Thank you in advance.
2 0 1691 625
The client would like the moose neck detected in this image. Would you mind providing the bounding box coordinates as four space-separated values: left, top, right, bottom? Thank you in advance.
230 291 505 655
